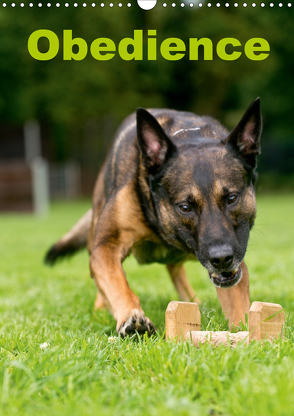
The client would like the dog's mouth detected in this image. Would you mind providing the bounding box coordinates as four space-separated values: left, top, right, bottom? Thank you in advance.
209 266 242 288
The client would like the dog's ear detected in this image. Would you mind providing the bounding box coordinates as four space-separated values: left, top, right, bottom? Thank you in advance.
136 108 177 174
225 98 262 168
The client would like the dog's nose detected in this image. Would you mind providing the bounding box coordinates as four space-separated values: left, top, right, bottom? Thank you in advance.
208 245 234 270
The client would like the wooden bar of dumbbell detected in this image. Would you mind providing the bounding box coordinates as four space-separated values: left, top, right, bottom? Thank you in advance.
165 301 284 346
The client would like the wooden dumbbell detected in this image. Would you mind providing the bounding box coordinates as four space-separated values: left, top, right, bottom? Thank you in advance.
165 301 285 346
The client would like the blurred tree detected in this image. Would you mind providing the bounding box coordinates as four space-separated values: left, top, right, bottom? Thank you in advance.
0 5 293 181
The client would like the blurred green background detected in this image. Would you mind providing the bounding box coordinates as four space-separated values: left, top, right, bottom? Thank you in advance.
0 9 294 414
0 4 293 196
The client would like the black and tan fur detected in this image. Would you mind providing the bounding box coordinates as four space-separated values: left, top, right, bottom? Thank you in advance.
45 99 262 336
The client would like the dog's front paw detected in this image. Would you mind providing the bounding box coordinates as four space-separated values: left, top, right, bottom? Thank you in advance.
117 310 156 337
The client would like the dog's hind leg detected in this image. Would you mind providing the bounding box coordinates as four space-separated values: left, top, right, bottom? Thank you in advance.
94 292 108 310
167 264 199 303
216 261 250 329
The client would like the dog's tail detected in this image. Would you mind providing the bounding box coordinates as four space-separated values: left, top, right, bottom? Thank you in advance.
44 208 93 265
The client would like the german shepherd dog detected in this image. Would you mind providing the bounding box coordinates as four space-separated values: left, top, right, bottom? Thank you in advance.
45 98 262 337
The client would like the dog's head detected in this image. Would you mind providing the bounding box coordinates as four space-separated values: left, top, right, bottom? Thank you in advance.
136 99 262 288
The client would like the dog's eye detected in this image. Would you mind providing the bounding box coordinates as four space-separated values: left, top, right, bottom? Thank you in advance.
227 194 239 205
178 204 191 213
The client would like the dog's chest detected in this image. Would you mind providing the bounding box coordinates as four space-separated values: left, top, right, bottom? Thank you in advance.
131 240 190 265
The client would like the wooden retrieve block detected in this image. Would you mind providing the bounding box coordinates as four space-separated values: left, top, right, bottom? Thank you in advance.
165 301 284 347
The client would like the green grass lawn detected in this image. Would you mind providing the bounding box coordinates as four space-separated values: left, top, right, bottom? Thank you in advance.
1 194 294 416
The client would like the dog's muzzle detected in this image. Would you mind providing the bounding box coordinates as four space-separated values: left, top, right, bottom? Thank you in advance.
209 266 243 288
